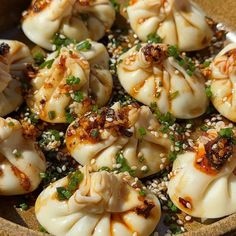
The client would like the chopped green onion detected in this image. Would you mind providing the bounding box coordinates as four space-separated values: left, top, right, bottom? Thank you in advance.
48 111 56 120
147 33 162 43
76 40 92 51
66 75 80 86
39 59 54 69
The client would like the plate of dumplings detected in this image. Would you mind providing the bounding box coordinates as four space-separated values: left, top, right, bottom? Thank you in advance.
1 0 236 235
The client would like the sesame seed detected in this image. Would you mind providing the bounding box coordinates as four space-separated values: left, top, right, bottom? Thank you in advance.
90 159 96 165
185 215 192 221
141 165 148 172
186 202 192 209
177 219 183 225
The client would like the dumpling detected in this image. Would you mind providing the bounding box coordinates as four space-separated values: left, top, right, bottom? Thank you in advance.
209 43 236 122
35 166 161 236
168 127 236 218
117 43 208 119
22 0 116 50
0 117 46 195
66 102 171 178
0 40 33 117
27 40 113 123
127 0 213 51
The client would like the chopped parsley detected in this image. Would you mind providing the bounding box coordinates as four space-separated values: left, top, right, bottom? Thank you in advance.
76 40 92 51
66 75 80 86
147 33 163 43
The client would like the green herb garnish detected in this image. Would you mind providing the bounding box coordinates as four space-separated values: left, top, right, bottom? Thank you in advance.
115 152 135 176
34 52 45 65
39 59 54 69
110 0 120 13
91 129 99 138
19 203 29 211
66 75 80 86
219 128 234 138
73 91 84 102
48 111 56 120
56 187 72 200
205 85 213 98
52 33 76 50
169 91 179 100
76 40 92 51
147 33 162 43
138 127 146 138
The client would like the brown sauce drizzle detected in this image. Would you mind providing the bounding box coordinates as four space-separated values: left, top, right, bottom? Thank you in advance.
135 200 155 218
11 166 31 191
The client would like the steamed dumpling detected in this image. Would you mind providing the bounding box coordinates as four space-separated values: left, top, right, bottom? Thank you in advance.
0 117 46 195
209 43 236 122
66 102 171 178
27 40 112 123
168 128 236 218
0 40 33 117
127 0 213 51
22 0 116 50
117 43 208 119
35 166 161 236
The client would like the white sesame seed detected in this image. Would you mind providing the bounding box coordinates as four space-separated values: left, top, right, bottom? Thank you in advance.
90 159 96 165
177 219 183 225
62 165 66 171
116 164 122 169
56 167 62 173
138 152 143 158
141 165 148 172
12 149 17 155
185 215 192 221
186 202 192 209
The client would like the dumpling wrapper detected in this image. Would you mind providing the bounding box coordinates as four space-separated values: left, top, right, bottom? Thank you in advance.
0 117 46 195
127 0 213 52
66 102 171 178
117 43 208 119
35 166 161 236
168 128 236 218
27 40 112 123
209 43 236 122
0 40 33 117
22 0 116 50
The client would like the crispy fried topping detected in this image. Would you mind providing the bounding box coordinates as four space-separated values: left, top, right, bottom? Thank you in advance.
142 44 167 64
0 43 10 56
135 200 155 218
204 137 233 170
67 105 136 143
